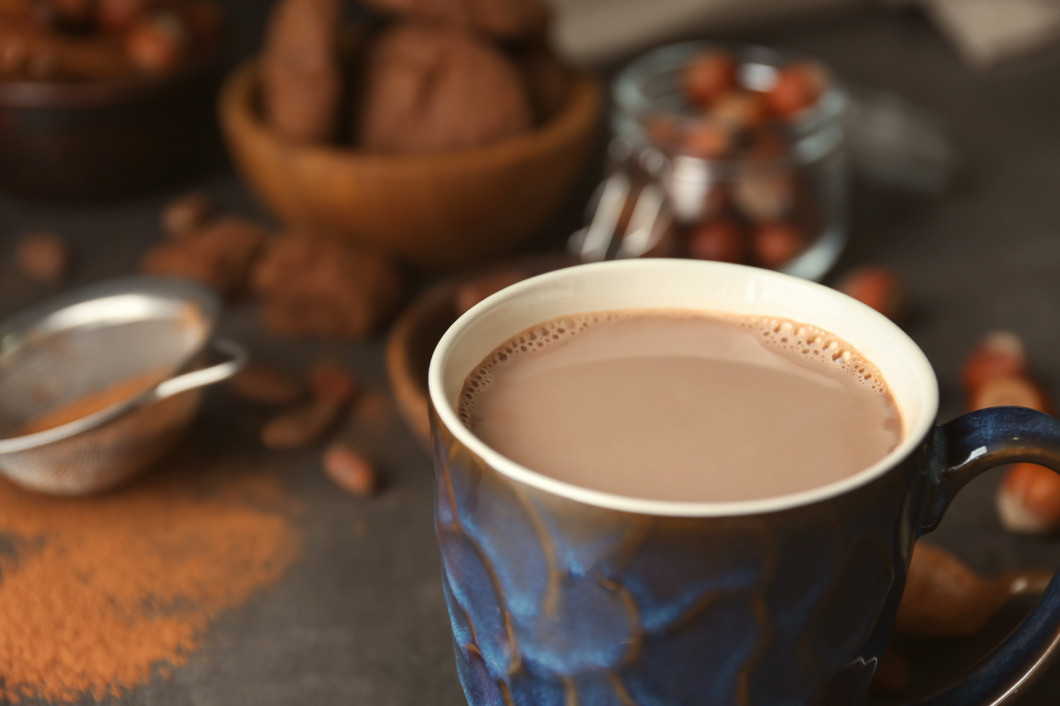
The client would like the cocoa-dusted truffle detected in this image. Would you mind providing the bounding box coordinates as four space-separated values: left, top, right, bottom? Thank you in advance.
357 22 532 154
360 0 549 42
260 0 343 143
141 216 267 301
253 232 405 339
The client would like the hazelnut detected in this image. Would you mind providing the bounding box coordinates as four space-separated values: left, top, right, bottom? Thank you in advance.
764 62 826 119
125 12 188 74
679 120 731 159
731 168 795 222
750 221 805 269
261 397 344 449
96 0 146 32
323 443 379 497
16 231 72 283
709 90 768 132
962 331 1027 393
681 50 737 107
161 191 214 239
998 463 1060 535
309 360 358 405
836 266 907 322
686 219 746 263
968 375 1049 413
229 363 306 406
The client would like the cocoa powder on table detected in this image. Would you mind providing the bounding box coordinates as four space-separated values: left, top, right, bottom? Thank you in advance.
0 456 299 702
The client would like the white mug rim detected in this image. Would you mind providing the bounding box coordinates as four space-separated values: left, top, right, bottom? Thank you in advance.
428 259 938 518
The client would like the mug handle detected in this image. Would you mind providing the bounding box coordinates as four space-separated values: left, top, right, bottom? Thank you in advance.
907 406 1060 705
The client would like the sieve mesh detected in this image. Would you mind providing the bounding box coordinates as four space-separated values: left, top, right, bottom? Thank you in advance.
0 278 242 496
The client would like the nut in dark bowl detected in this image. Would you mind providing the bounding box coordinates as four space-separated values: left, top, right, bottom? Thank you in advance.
0 0 227 200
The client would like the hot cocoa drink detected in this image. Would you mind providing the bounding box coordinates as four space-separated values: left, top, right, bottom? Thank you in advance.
459 310 902 502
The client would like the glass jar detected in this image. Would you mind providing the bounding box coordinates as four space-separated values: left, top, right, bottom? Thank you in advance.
606 41 848 281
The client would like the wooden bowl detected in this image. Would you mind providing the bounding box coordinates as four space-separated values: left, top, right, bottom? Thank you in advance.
219 57 601 271
0 38 225 200
386 254 575 448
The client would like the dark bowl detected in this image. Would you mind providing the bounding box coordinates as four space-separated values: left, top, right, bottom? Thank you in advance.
0 34 226 200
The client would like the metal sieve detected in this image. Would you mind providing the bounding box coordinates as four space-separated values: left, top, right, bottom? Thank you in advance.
0 276 246 496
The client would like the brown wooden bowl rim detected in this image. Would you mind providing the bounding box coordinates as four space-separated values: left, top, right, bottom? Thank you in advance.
0 27 227 110
385 253 576 449
219 55 602 173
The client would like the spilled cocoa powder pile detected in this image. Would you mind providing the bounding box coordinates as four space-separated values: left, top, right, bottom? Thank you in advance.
0 457 299 702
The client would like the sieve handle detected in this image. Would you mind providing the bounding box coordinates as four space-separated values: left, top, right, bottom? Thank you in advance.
150 338 247 401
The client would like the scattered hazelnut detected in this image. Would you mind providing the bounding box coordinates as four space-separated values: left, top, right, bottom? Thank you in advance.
681 49 737 106
895 542 1017 637
15 231 72 283
261 397 344 449
686 219 746 263
962 331 1027 394
836 266 907 322
968 375 1049 413
998 463 1060 535
229 362 306 406
323 443 379 497
750 221 805 269
162 191 214 239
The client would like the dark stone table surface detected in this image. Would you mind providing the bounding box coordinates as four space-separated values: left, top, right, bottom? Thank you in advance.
2 5 1060 705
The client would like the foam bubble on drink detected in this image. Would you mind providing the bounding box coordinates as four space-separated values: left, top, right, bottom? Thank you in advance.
458 312 622 425
745 316 888 394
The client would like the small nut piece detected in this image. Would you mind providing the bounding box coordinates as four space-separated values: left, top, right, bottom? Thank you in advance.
836 266 907 323
962 330 1027 394
162 191 214 239
260 360 356 449
323 443 379 497
309 359 358 405
141 216 267 301
16 231 72 283
896 541 1051 635
750 221 805 269
998 463 1060 535
764 61 827 119
686 219 745 264
968 375 1049 413
261 397 344 449
229 362 306 406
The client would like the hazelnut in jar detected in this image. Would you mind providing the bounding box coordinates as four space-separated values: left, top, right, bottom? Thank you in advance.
609 42 848 280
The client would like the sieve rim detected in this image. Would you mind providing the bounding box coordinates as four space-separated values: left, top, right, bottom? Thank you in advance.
0 276 222 453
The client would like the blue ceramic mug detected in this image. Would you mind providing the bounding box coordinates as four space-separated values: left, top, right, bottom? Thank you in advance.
428 259 1060 705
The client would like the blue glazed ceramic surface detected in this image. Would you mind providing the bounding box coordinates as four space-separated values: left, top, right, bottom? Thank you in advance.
433 411 920 705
